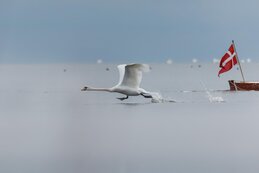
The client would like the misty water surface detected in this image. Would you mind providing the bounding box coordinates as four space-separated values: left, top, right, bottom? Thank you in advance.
1 64 259 173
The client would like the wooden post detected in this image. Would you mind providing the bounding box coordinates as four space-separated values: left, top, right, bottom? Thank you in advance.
232 40 245 82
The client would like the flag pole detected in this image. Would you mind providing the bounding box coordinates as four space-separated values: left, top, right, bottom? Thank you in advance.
232 40 245 82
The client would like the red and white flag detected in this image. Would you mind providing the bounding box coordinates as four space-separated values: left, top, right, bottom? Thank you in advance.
218 44 238 77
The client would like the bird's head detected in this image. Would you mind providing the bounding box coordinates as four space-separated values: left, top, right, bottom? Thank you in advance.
81 86 88 91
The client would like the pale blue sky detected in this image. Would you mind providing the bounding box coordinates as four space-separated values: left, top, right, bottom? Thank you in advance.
1 0 259 63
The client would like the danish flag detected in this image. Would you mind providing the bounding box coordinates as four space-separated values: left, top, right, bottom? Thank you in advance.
218 44 237 77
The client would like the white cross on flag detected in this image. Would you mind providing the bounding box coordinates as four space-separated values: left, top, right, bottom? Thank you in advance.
218 44 238 77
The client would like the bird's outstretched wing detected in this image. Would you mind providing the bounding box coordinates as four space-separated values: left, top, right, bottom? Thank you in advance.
117 64 127 86
117 64 150 88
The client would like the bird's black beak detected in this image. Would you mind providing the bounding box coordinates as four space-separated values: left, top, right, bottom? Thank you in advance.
81 87 88 91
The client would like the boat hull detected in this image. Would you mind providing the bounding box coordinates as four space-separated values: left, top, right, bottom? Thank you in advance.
228 80 259 91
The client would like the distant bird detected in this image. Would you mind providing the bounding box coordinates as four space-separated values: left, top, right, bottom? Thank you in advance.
81 64 153 100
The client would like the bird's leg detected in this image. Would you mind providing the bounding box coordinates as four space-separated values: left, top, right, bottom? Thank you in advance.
117 95 129 101
140 93 153 98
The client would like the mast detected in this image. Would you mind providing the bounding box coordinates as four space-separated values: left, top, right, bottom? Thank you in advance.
232 40 245 82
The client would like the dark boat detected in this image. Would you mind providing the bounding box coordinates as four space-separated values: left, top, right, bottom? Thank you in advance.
228 80 259 91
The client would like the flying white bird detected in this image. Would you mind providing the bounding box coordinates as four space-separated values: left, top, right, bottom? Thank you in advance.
81 64 154 101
